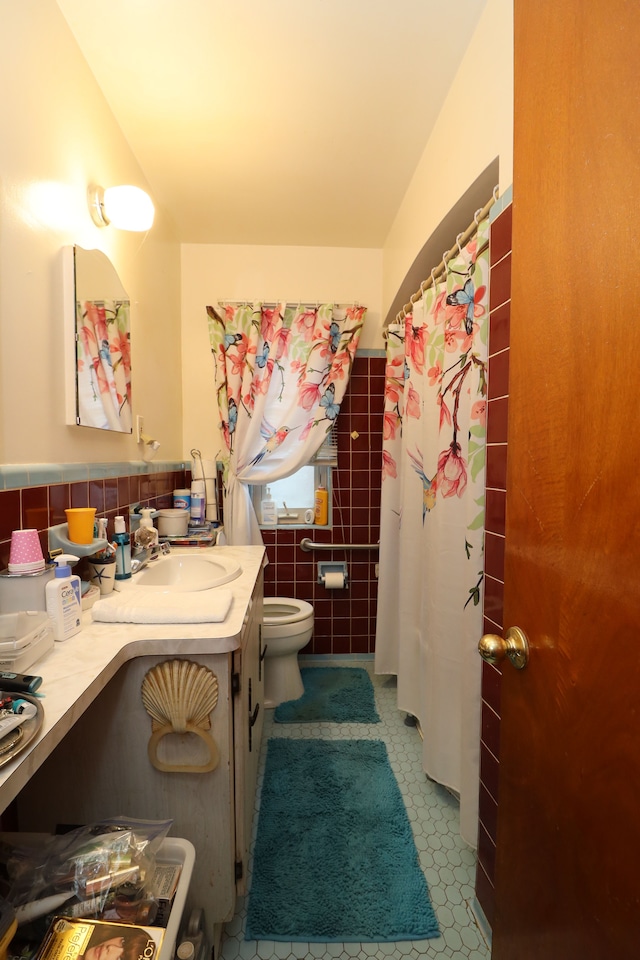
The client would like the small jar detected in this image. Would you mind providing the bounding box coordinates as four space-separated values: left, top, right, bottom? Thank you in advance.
173 488 191 511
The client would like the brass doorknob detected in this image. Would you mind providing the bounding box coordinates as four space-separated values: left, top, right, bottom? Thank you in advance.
478 626 529 670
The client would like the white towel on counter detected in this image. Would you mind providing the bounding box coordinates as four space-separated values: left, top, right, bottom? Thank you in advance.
91 587 233 624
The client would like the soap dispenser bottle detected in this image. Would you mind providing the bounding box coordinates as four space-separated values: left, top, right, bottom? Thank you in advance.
114 516 132 580
45 554 82 642
134 508 159 549
261 487 277 526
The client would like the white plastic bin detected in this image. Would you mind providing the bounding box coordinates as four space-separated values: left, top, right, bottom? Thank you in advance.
156 838 196 960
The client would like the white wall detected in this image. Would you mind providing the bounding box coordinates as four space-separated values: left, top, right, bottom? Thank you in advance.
382 0 513 317
0 0 183 465
180 244 383 462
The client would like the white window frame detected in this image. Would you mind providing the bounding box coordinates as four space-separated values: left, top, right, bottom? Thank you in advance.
250 427 337 528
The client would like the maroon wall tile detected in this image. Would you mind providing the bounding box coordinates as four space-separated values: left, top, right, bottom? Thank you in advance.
489 252 512 312
489 302 511 355
484 532 505 585
489 204 513 265
263 354 384 656
486 444 507 491
0 491 21 541
485 489 506 537
486 397 509 444
488 350 510 401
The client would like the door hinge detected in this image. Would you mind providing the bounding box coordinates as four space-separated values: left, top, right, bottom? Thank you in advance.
232 672 240 696
235 860 243 882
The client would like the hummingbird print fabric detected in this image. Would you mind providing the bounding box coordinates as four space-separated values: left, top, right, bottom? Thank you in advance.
206 301 364 543
374 215 489 847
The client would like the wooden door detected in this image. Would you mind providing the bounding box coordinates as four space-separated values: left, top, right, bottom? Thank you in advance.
491 2 640 958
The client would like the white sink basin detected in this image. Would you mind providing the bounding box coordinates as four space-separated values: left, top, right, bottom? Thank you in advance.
133 554 241 592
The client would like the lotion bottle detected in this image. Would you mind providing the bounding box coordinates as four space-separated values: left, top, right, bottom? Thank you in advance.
45 554 82 642
114 516 132 580
261 488 277 526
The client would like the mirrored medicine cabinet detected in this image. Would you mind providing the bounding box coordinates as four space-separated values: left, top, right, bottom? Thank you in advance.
63 245 132 433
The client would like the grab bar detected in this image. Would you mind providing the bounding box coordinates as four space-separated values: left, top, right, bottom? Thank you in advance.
300 537 379 552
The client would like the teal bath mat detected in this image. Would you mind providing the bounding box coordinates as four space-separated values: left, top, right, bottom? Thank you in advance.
246 738 440 942
274 666 380 723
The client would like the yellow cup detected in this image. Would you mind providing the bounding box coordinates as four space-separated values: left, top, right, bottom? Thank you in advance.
65 507 97 545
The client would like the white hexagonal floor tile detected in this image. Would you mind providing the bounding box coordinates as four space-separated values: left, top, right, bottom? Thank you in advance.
216 660 490 960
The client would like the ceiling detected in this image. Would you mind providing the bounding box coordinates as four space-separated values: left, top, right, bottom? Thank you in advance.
57 0 487 247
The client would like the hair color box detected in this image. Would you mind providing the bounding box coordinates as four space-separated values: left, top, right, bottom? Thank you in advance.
35 917 164 960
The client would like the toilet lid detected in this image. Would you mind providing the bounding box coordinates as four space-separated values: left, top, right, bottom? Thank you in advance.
264 597 314 625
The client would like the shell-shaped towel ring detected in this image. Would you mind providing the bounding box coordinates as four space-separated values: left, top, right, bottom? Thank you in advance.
141 659 220 774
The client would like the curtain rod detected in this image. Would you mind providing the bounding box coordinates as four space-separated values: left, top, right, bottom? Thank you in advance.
218 301 363 310
390 186 499 330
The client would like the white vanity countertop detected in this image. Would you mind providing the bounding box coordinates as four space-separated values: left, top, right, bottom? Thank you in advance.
0 545 265 814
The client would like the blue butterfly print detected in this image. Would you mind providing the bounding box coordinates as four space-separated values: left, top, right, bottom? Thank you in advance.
228 398 238 435
328 321 340 353
446 278 476 335
223 332 242 350
319 383 340 420
256 342 270 368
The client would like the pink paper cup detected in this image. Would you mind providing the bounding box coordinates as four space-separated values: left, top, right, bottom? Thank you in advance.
8 528 45 573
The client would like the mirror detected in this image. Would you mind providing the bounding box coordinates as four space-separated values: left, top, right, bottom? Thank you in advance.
64 245 132 432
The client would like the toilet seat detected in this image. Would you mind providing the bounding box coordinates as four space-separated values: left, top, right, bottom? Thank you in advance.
263 597 313 626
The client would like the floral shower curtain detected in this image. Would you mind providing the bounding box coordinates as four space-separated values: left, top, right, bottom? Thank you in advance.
207 302 365 545
375 219 489 846
76 299 132 432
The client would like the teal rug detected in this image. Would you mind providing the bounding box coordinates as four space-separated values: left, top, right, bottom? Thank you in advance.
245 738 440 942
274 666 380 723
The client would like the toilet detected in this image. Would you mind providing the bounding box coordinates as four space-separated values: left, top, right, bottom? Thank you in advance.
262 597 314 707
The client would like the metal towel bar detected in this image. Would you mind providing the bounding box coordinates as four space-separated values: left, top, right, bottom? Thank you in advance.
300 537 379 552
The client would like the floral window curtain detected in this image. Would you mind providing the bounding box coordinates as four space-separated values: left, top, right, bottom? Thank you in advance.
207 302 365 545
375 219 489 846
76 299 132 432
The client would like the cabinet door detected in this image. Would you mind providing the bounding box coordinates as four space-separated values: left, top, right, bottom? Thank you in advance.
15 653 236 941
233 573 264 893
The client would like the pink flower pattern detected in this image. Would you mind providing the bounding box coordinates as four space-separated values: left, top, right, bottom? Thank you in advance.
207 303 365 467
380 226 489 608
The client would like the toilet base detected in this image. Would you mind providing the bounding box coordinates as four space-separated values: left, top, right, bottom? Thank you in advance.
263 652 304 708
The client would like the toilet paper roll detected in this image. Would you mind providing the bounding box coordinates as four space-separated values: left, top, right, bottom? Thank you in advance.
323 572 345 589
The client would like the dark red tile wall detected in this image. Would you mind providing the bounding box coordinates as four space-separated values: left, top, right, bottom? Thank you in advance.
476 201 512 927
0 470 188 572
262 354 384 656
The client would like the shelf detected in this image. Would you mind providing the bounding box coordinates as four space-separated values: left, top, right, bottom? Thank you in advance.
48 523 109 558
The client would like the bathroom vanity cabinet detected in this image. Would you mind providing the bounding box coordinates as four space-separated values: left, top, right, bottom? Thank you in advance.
2 546 265 957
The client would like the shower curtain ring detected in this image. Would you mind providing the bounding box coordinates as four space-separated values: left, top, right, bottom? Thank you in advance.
455 233 464 257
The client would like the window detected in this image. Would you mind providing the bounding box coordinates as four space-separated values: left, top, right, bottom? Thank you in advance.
251 427 336 526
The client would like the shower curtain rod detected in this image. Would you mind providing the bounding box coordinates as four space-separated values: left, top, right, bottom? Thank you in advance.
219 301 363 310
390 186 499 330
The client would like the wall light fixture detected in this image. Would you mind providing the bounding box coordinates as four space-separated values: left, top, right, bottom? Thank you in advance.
88 184 155 231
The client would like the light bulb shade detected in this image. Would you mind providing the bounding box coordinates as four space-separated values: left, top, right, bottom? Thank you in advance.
89 184 155 231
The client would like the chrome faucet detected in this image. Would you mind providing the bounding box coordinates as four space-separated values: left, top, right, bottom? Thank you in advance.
131 541 171 573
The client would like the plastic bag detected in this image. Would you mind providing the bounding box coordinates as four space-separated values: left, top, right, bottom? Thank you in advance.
3 817 173 929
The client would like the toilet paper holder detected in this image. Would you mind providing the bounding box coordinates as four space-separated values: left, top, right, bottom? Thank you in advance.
317 561 348 588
